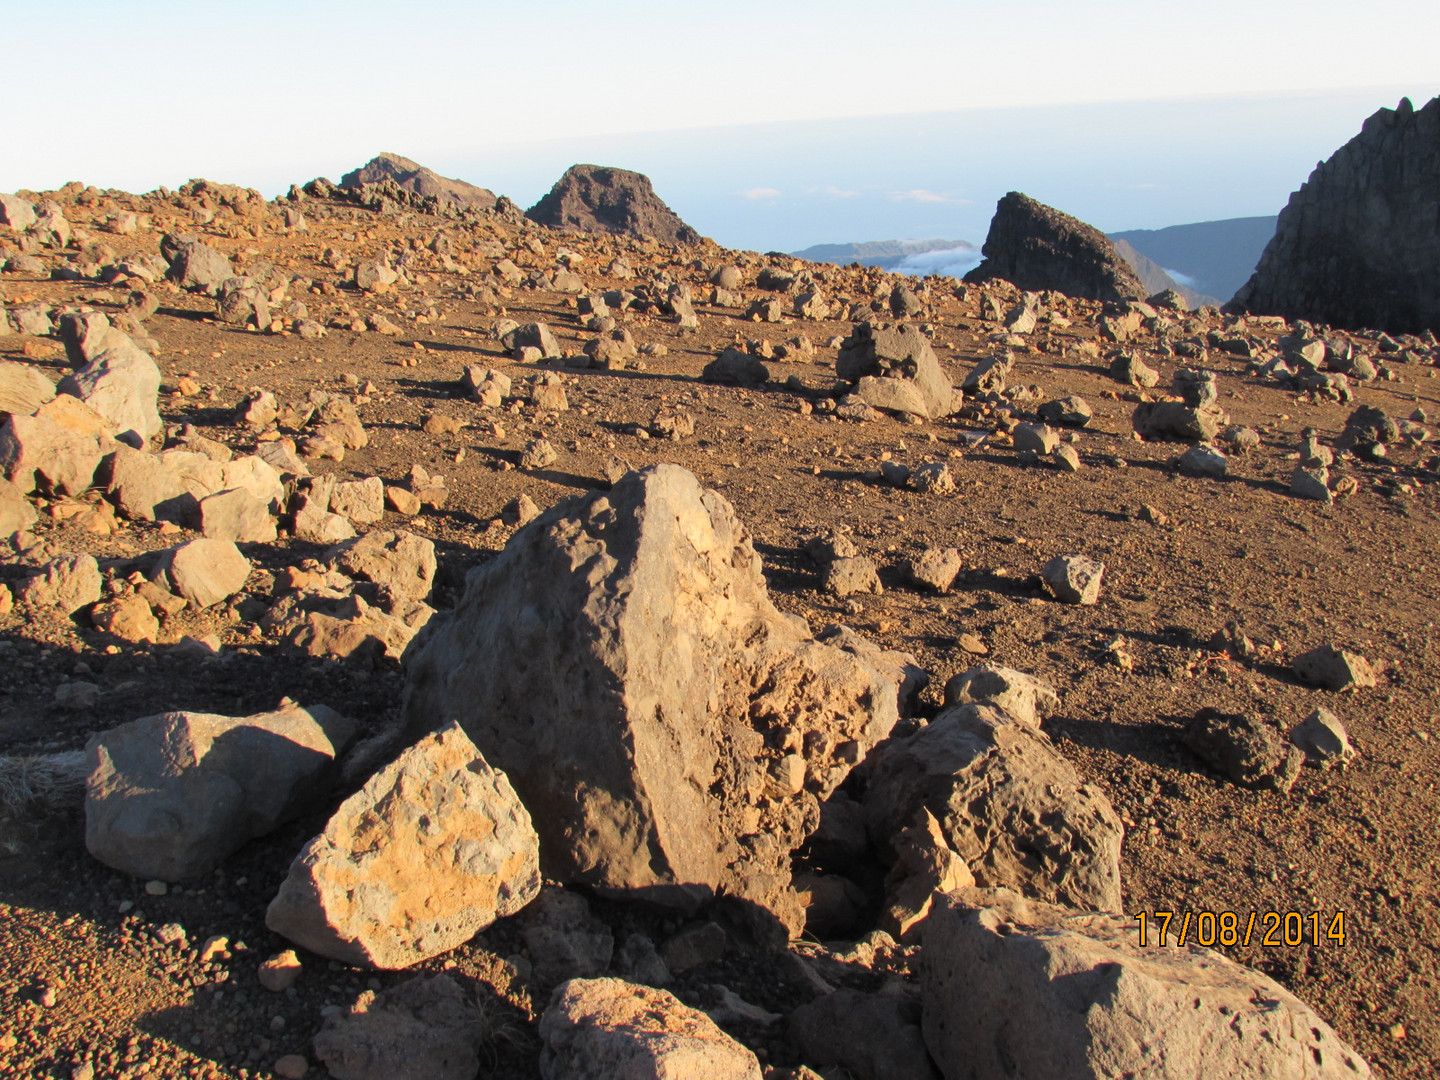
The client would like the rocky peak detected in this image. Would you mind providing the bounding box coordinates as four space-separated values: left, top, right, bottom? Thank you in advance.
525 164 700 246
338 153 497 210
963 191 1147 302
1231 96 1440 334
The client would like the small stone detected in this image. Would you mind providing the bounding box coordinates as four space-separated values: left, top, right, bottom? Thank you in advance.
1290 707 1357 768
1178 443 1228 477
910 461 955 494
521 438 558 470
825 556 883 597
958 633 988 656
385 486 421 516
1293 645 1377 692
660 923 729 973
259 950 303 992
907 547 961 593
91 594 160 644
158 538 251 609
273 1055 308 1079
1290 466 1333 502
145 880 168 896
1013 423 1059 455
1041 554 1104 605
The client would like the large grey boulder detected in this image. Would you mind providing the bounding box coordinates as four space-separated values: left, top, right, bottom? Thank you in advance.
1233 95 1440 334
164 235 234 295
864 702 1123 912
923 887 1371 1080
56 314 162 445
266 722 540 969
0 193 38 231
15 554 103 614
154 538 251 608
0 477 36 537
402 464 912 933
85 704 355 881
0 394 114 495
836 323 954 420
539 978 762 1080
0 361 56 418
1132 401 1229 443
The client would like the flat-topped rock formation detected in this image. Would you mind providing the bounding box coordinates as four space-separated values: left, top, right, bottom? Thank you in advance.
526 164 700 246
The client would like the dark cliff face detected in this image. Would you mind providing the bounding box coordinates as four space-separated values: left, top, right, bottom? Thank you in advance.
525 165 700 246
1232 96 1440 334
339 154 497 210
962 192 1147 303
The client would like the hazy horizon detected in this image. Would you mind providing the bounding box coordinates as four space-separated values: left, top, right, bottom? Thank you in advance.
6 88 1431 259
2 0 1436 258
442 88 1432 253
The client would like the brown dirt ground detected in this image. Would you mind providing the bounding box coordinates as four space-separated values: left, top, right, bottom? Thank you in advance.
0 185 1437 1079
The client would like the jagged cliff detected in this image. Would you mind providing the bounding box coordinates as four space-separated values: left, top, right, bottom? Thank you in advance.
963 192 1147 303
1232 96 1440 333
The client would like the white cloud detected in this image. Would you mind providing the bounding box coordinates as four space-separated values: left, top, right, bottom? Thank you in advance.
889 188 969 205
738 186 782 201
891 247 985 280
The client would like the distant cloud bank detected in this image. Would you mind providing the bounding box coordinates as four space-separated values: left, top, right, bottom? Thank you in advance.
890 246 985 279
889 188 970 205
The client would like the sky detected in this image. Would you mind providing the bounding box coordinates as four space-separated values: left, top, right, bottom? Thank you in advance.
4 0 1438 251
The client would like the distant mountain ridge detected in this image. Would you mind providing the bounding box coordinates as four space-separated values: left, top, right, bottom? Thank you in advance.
792 238 976 269
1110 239 1219 308
1108 216 1276 304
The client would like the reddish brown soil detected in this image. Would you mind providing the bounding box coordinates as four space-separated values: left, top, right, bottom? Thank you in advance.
1 184 1437 1079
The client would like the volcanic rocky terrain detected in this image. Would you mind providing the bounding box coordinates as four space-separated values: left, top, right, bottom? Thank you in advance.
0 149 1437 1080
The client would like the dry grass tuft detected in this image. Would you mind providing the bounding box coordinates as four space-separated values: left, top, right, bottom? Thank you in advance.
0 751 88 816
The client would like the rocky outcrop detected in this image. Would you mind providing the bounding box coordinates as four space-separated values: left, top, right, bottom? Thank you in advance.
1232 96 1440 334
402 464 913 934
338 153 497 211
923 888 1371 1080
526 165 700 246
964 191 1148 302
